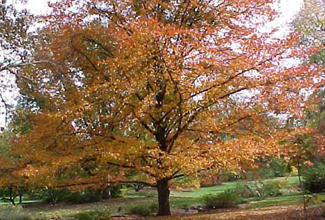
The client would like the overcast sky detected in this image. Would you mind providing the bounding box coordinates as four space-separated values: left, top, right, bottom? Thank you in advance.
0 0 304 127
21 0 304 19
13 0 304 33
16 0 304 37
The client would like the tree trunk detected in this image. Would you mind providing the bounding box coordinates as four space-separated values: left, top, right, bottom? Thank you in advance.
102 186 111 200
9 187 15 205
157 179 171 216
19 194 22 204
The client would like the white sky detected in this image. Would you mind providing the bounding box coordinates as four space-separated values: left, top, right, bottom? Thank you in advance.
273 0 304 34
23 0 304 18
0 0 304 127
278 0 304 21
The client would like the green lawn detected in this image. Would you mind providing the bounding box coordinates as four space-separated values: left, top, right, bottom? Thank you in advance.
170 181 240 198
170 176 299 198
247 194 304 209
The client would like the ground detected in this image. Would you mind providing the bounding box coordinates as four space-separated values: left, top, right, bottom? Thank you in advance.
149 205 325 220
23 197 325 219
1 177 325 219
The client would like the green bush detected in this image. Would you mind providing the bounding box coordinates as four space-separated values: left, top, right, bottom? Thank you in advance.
128 203 158 217
303 163 325 193
64 189 102 204
233 180 283 199
39 188 103 204
202 190 244 209
258 158 288 179
39 185 123 205
109 185 123 198
262 180 283 197
0 205 31 220
233 183 257 198
72 210 110 220
39 188 68 205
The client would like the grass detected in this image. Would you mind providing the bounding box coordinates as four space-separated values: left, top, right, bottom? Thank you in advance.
170 176 299 198
247 194 304 209
0 199 42 205
124 188 157 198
170 181 239 198
170 197 201 209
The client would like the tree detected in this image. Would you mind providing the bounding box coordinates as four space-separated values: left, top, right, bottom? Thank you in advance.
0 130 27 205
0 0 34 125
292 0 325 156
293 0 325 47
13 0 323 215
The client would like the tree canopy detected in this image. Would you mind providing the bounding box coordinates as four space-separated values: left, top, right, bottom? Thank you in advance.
3 0 324 215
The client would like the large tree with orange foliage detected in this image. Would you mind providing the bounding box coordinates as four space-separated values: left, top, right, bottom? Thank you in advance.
12 0 323 215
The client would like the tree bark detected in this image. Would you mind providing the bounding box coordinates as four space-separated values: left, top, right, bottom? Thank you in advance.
19 194 22 204
9 187 15 205
102 186 111 200
157 179 171 216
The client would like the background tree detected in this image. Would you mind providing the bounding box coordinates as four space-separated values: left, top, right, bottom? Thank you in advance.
293 0 325 47
12 0 324 216
292 0 325 155
0 0 35 126
0 130 27 205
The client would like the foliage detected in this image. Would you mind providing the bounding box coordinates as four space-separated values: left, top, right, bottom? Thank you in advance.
40 188 107 204
233 183 256 198
7 0 324 216
108 185 123 198
0 0 35 123
64 189 102 204
0 205 31 220
291 0 325 160
127 183 146 192
171 176 201 190
0 130 28 205
72 209 110 220
292 0 325 47
202 190 244 209
303 162 325 193
233 180 285 199
219 170 242 182
40 188 68 205
261 181 284 197
128 203 158 217
258 158 289 179
198 171 222 187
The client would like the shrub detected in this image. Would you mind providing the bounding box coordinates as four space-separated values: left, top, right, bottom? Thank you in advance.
128 203 158 217
233 183 257 198
258 158 288 179
72 210 110 220
269 158 288 177
0 205 31 220
64 189 102 204
39 188 68 205
303 163 325 193
233 180 283 199
261 180 283 197
202 190 244 209
40 188 103 204
109 185 123 198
